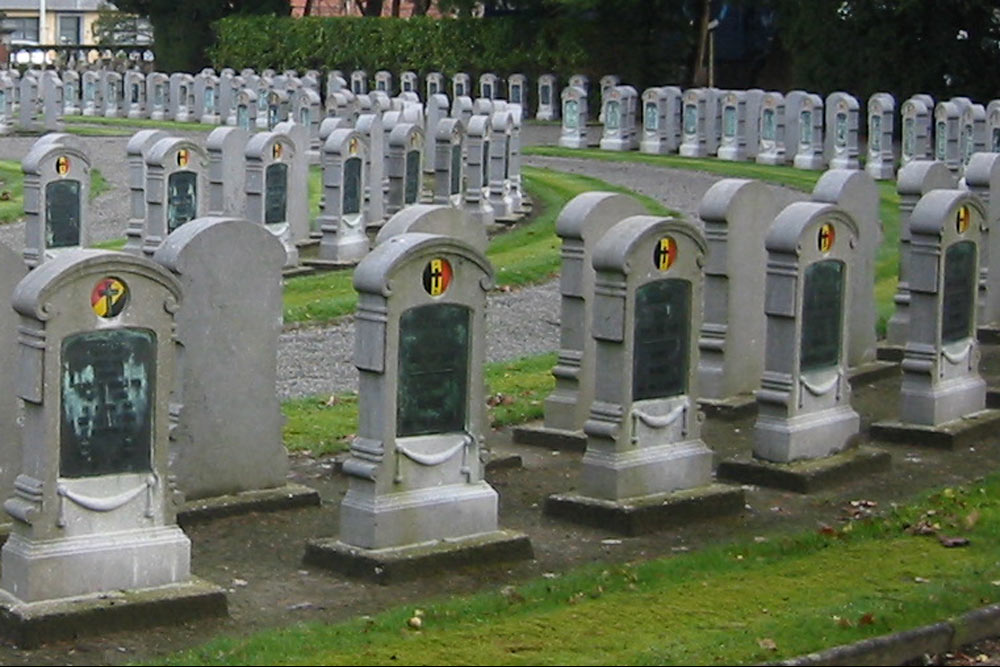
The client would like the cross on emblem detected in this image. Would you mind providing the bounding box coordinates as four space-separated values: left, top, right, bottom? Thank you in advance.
818 223 836 253
956 205 971 234
423 258 452 296
653 236 676 271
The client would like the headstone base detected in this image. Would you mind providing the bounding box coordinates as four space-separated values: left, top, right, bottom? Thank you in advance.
847 359 900 384
900 375 986 426
698 393 757 421
558 137 587 149
177 482 321 526
544 483 745 536
716 146 747 161
679 145 709 158
281 265 315 278
303 529 533 584
716 446 891 494
755 152 787 166
870 408 1000 450
299 258 359 271
579 439 713 500
793 154 826 170
0 577 227 649
599 138 631 151
753 404 860 462
511 423 586 452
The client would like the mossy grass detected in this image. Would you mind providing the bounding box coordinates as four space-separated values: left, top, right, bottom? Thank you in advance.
525 146 902 334
147 474 1000 666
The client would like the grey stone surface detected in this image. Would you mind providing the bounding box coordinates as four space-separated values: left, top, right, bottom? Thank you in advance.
244 130 301 267
963 152 1000 326
793 93 825 170
376 204 487 255
825 92 860 170
154 217 288 501
558 85 588 149
2 249 192 603
318 128 369 262
901 94 934 167
205 126 248 217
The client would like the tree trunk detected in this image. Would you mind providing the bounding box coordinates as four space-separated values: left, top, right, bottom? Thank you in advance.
362 0 384 16
412 0 429 15
391 0 400 16
691 0 711 87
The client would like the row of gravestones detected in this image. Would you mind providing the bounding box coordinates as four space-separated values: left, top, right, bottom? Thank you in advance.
562 85 1000 181
519 170 999 529
20 95 526 273
0 202 528 639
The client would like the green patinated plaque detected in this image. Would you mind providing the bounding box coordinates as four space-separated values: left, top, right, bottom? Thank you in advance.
483 83 492 99
84 81 95 102
644 102 658 131
455 82 465 97
450 144 462 196
870 113 881 152
204 86 215 112
131 83 139 104
835 112 847 147
761 108 775 141
504 137 511 180
429 81 438 95
343 156 362 215
404 149 421 205
61 328 155 478
540 84 550 106
683 103 697 135
267 105 279 129
167 170 197 232
510 84 521 104
800 110 812 145
237 105 249 130
481 141 490 185
397 303 470 437
993 128 1000 153
722 105 736 138
265 162 288 224
45 179 81 248
605 100 621 131
904 117 915 157
942 240 976 344
564 100 579 129
299 106 310 126
963 127 975 163
937 120 948 159
633 278 690 401
154 84 163 107
800 259 845 372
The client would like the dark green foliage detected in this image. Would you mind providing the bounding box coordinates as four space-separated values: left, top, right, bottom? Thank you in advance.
772 0 1000 101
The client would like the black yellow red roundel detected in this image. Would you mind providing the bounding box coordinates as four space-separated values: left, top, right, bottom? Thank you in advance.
956 205 970 234
818 222 836 253
422 258 453 296
653 236 677 271
91 277 129 318
55 155 70 175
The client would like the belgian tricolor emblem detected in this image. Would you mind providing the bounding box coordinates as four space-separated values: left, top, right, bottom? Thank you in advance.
818 222 836 253
956 205 970 234
653 236 677 271
422 258 452 296
55 155 70 176
91 277 128 318
176 148 189 168
272 142 283 160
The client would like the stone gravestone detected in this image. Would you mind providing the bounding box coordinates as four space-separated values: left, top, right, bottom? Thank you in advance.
424 71 444 99
488 110 514 219
508 73 527 115
356 112 386 227
963 153 1000 331
885 161 958 350
536 73 558 121
812 169 884 370
400 70 418 95
318 128 369 263
935 100 963 174
244 130 302 267
451 94 473 126
62 70 80 116
375 204 487 254
558 85 588 149
423 93 450 187
0 75 12 135
464 115 495 227
292 86 322 161
679 88 720 158
515 193 646 448
154 217 318 508
146 72 169 121
756 91 786 165
507 105 526 216
640 86 678 154
432 117 465 207
0 243 24 515
865 93 895 180
205 126 248 216
169 73 194 122
195 71 220 125
960 102 986 170
234 88 257 131
717 203 888 491
0 250 226 641
81 70 100 117
304 232 532 581
123 130 171 254
988 100 1000 152
385 123 424 218
125 70 146 119
17 73 40 133
696 180 779 413
264 89 290 130
273 120 312 245
901 94 934 167
452 72 471 99
374 70 393 95
544 214 744 534
137 137 208 257
717 90 750 161
781 90 807 164
40 71 63 132
101 71 122 119
793 93 825 170
22 136 91 268
350 70 368 95
872 190 1000 447
826 92 860 170
599 85 632 151
479 72 499 100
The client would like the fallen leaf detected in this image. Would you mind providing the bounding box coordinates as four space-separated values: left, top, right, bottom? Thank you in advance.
833 615 853 628
818 523 838 536
858 612 875 626
965 510 981 529
939 535 971 548
500 585 525 604
914 576 930 583
407 616 422 630
758 638 777 651
324 395 339 406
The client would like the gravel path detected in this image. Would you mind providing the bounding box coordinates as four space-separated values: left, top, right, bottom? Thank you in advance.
0 130 809 400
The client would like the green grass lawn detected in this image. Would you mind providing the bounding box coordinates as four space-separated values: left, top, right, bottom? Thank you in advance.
63 114 219 133
149 473 1000 666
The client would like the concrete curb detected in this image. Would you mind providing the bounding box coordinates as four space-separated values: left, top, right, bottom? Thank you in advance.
769 603 1000 666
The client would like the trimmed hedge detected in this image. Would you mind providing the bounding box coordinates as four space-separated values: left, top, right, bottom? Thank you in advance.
210 14 689 94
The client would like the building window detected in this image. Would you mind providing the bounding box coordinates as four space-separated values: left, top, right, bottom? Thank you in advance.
9 17 39 42
59 15 82 44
